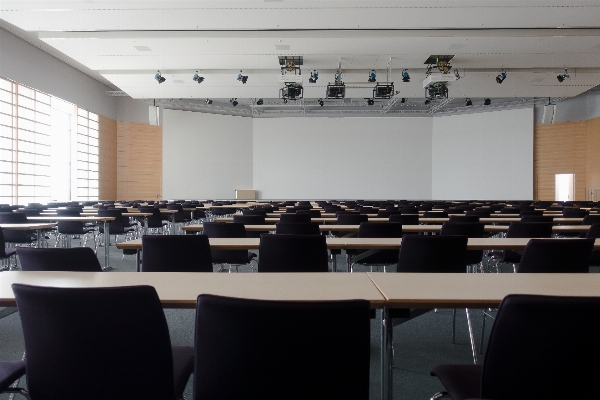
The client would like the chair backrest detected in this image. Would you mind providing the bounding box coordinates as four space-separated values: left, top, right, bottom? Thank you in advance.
586 223 600 239
397 235 468 273
258 234 329 272
275 222 321 235
448 215 480 222
297 209 321 217
500 207 520 214
0 212 27 224
0 228 10 258
232 215 266 225
336 213 369 225
562 209 589 218
16 247 102 271
481 294 600 399
98 209 127 233
387 214 417 225
279 213 311 223
423 211 448 218
13 284 176 400
56 209 81 216
583 214 600 225
440 222 485 237
521 215 555 223
465 210 491 218
242 209 267 217
357 222 403 238
141 235 213 272
202 222 247 238
505 222 553 238
194 294 370 400
518 239 594 273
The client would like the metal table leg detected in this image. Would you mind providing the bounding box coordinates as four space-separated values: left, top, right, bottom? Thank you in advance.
143 216 148 236
103 220 112 271
170 214 176 235
136 249 141 272
381 307 393 400
36 229 42 248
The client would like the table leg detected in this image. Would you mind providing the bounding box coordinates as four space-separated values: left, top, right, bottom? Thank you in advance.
136 249 141 272
381 307 393 400
36 229 42 248
143 216 148 236
170 214 176 235
331 254 337 272
103 220 112 271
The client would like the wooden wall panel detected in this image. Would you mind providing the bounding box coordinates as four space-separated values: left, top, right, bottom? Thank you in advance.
98 115 117 200
585 116 600 194
116 121 162 200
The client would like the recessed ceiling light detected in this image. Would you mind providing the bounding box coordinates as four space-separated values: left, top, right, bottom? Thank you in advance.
172 80 185 84
134 46 152 51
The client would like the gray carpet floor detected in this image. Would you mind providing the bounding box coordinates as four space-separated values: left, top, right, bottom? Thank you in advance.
0 234 500 400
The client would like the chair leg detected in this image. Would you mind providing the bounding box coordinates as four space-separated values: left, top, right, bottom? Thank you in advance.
480 310 487 354
451 308 456 343
430 392 450 400
465 308 477 364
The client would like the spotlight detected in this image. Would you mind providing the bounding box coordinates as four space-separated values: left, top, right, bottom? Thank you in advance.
237 70 248 84
465 98 473 106
256 99 264 106
230 98 238 107
496 69 507 84
318 98 324 107
484 98 491 106
557 68 570 83
368 70 377 83
309 70 319 83
192 71 204 84
454 69 461 80
205 99 213 105
424 99 431 105
402 69 410 83
154 70 166 84
366 98 375 106
400 98 406 103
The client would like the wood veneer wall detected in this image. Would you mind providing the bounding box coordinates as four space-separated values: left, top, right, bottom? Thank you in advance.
534 115 600 200
98 115 117 200
116 121 162 200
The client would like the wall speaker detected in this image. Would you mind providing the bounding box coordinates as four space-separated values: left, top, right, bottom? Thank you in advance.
541 104 555 124
149 106 160 126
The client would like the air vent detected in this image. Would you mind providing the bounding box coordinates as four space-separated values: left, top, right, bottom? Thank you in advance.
530 77 544 83
275 45 290 51
134 46 152 51
172 80 185 84
448 44 466 50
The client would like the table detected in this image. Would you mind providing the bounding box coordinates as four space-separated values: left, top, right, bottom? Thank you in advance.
367 272 600 400
27 216 115 270
0 223 57 248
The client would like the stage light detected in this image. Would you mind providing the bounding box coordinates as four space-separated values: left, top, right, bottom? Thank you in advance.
256 99 264 105
484 98 491 106
205 99 213 105
237 70 248 84
424 99 431 105
557 68 570 83
465 98 473 106
368 70 376 83
454 69 461 80
400 98 406 103
309 70 319 83
367 98 375 106
496 71 507 84
192 71 204 84
402 69 410 83
154 70 166 84
318 98 324 107
230 98 238 107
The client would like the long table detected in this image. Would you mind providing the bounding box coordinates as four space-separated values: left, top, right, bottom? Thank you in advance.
0 223 57 248
214 216 587 224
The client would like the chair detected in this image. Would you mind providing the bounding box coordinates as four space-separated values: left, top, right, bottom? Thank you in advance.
520 215 555 223
279 213 311 223
275 222 321 235
490 222 553 272
297 209 321 217
201 223 256 272
16 247 102 271
242 209 267 217
0 361 28 399
350 222 403 272
423 211 448 218
0 228 18 270
432 294 600 400
440 222 485 271
141 235 213 272
258 234 329 272
448 215 480 222
194 294 370 400
517 238 594 273
586 223 600 265
388 214 419 225
13 284 194 400
0 213 37 246
562 208 589 218
98 209 136 244
138 206 167 234
232 215 267 238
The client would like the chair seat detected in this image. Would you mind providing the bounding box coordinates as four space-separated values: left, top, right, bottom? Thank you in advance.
1 248 16 259
0 361 26 392
430 364 482 400
171 345 194 398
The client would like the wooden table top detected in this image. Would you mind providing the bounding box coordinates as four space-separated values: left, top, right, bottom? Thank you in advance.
0 223 56 230
367 272 600 309
116 237 347 250
27 216 115 222
0 271 385 309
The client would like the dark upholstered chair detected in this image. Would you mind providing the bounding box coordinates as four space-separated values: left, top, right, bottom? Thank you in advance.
16 247 102 271
275 222 321 235
389 214 419 225
432 294 600 400
440 222 485 270
520 215 555 223
491 222 553 272
0 361 28 399
517 238 593 273
278 213 311 223
141 235 213 272
448 215 480 223
0 228 18 270
0 213 36 245
201 223 256 272
258 234 328 272
194 294 370 400
350 222 403 272
586 223 600 265
13 284 194 400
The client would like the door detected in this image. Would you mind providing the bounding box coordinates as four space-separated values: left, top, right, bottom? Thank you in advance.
555 174 575 202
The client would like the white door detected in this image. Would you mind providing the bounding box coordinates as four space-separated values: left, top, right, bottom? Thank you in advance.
555 174 575 202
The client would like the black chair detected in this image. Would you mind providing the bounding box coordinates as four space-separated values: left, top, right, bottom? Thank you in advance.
98 209 136 244
0 361 28 398
586 223 600 265
258 234 328 272
0 228 17 270
13 284 194 400
232 215 268 238
0 213 36 245
448 215 480 223
279 213 311 223
297 209 321 217
275 222 321 235
141 235 213 272
138 206 167 234
194 294 370 400
350 222 403 272
16 247 102 271
201 223 256 272
490 222 553 272
423 211 448 218
389 214 419 225
432 294 600 400
562 208 589 218
518 238 594 273
521 215 555 223
336 213 368 225
242 209 267 217
440 222 485 271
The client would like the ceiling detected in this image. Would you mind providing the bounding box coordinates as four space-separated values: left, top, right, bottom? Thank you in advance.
2 1 600 117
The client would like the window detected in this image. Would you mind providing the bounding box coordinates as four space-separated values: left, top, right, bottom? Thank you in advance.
0 76 99 204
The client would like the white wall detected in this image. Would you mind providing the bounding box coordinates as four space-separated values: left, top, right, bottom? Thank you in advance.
0 28 117 119
432 108 533 200
162 110 253 199
253 118 433 199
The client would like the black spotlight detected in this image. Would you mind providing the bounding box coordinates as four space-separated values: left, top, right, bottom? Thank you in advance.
557 68 570 83
237 71 248 84
193 71 204 84
318 98 324 107
402 69 410 83
368 70 376 83
154 70 166 84
230 98 238 107
484 98 491 106
256 99 264 105
496 71 507 84
309 70 319 83
424 99 431 105
400 98 406 103
557 75 565 83
465 98 473 106
205 99 213 105
367 98 375 106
